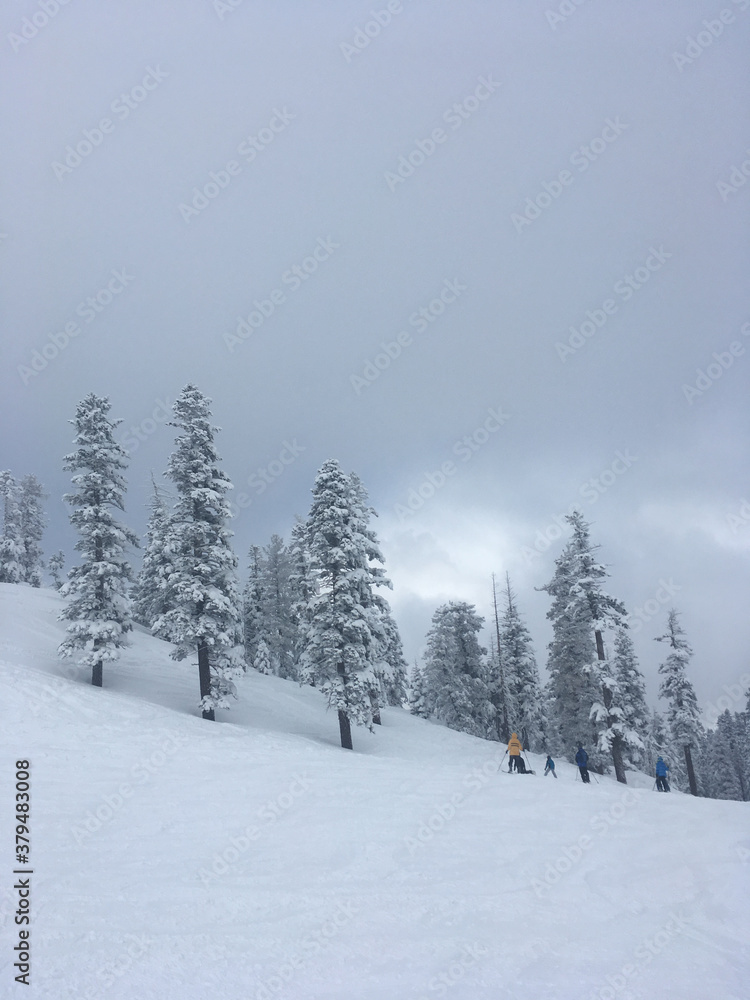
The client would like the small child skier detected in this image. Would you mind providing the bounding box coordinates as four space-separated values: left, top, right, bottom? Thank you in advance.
544 755 557 778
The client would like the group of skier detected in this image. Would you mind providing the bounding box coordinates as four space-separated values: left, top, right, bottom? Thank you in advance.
503 733 670 791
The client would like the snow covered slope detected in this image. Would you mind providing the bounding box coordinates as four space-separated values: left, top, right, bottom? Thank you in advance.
2 584 748 1000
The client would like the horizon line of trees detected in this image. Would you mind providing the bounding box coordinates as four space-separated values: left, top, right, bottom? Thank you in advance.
1 384 748 798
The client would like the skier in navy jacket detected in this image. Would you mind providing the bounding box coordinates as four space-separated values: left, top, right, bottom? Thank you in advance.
655 757 670 792
575 745 590 783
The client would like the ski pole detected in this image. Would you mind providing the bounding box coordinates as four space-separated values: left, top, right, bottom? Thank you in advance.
497 750 507 773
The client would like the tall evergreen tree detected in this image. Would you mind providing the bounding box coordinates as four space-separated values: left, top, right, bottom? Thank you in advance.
17 474 46 587
703 711 747 801
486 639 511 744
489 575 513 743
611 627 649 768
261 534 298 679
499 573 545 751
656 608 703 795
422 601 493 739
153 385 243 721
589 634 642 784
347 471 392 724
540 511 627 773
132 476 174 629
242 545 265 669
375 599 408 708
288 517 316 675
409 662 430 718
298 460 387 749
0 471 24 584
58 394 138 687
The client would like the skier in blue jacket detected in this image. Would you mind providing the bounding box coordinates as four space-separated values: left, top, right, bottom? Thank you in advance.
544 755 557 778
575 745 590 783
655 757 670 792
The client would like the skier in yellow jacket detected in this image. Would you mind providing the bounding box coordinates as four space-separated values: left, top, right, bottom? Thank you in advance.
507 733 523 772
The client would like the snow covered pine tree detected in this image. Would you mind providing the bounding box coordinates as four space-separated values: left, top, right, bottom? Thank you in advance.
58 394 138 687
656 608 703 796
132 476 174 630
17 474 46 587
541 511 630 779
498 573 546 752
153 385 243 721
298 460 389 750
611 627 649 769
0 471 24 584
421 601 493 738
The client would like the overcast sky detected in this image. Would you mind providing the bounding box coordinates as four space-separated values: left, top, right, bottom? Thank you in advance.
2 0 748 720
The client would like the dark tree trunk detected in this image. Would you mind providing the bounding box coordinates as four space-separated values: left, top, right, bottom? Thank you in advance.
369 691 381 725
683 744 698 796
338 709 353 750
611 734 627 784
198 639 215 721
93 532 105 688
595 629 627 784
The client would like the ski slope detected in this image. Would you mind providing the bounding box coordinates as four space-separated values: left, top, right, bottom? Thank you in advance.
1 583 748 1000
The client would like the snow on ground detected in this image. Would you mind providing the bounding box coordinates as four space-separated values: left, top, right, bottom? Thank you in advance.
1 583 749 999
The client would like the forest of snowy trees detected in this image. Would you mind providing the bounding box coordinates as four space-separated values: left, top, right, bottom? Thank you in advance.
2 384 749 800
